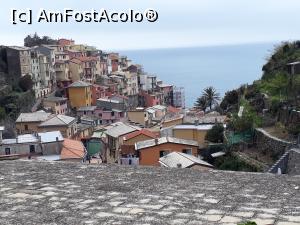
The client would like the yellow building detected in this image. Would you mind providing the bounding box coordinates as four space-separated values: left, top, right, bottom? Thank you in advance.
172 124 214 147
15 111 52 134
127 108 150 127
162 115 184 128
68 81 92 109
69 58 83 82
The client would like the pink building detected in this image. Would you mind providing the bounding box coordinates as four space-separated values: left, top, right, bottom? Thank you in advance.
91 84 109 105
77 106 125 125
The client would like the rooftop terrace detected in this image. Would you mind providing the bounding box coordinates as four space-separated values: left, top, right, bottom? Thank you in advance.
0 160 299 225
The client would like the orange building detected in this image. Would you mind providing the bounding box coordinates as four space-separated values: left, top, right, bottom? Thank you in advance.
68 81 92 109
135 137 199 166
121 129 157 156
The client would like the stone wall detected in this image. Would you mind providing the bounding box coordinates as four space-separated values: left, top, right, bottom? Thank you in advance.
287 148 300 175
268 150 290 174
254 128 293 160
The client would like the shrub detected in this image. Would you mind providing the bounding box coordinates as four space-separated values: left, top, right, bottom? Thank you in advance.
19 74 33 91
0 107 6 120
205 123 224 143
238 222 257 225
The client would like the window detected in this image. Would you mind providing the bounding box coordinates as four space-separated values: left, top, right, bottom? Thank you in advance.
29 145 35 153
182 149 192 155
5 148 10 155
24 124 28 131
159 150 169 157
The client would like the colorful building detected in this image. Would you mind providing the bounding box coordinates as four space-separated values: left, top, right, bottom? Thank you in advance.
121 129 157 157
172 124 214 147
43 96 68 115
135 137 199 166
15 111 52 134
68 81 92 109
128 108 150 127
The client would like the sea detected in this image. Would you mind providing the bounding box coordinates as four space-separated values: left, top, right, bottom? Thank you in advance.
120 42 276 108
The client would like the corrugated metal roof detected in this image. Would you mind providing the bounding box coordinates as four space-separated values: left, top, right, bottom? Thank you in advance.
105 122 140 138
2 131 64 145
68 81 91 88
159 152 213 168
39 115 76 127
36 155 61 161
44 97 67 102
2 139 17 145
77 106 97 111
38 131 64 143
174 124 214 130
16 111 52 123
135 137 198 150
17 134 39 143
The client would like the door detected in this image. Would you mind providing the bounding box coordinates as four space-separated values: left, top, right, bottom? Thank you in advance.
5 148 10 155
29 145 35 153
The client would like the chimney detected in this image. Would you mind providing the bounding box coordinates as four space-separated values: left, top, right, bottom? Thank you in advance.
194 119 199 126
155 138 159 145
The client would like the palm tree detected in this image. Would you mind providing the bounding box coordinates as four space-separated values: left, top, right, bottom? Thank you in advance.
202 86 220 110
194 96 208 112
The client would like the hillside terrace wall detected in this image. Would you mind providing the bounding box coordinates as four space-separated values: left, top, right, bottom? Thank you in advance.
254 128 294 160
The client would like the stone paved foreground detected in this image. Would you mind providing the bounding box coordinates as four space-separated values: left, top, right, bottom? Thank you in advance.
0 160 300 225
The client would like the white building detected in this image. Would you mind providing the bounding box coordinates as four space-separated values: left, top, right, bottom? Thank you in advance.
173 86 185 108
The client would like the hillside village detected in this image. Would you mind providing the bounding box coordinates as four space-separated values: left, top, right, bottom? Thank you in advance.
0 36 299 175
0 36 215 168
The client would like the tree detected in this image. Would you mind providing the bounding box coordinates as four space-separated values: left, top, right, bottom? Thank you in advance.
220 90 239 111
205 123 224 143
0 107 6 120
24 33 57 47
19 74 33 91
202 86 220 110
194 96 207 112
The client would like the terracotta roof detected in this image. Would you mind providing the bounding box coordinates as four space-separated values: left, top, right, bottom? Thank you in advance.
74 56 98 62
167 106 181 114
124 129 157 141
61 138 85 160
69 58 83 64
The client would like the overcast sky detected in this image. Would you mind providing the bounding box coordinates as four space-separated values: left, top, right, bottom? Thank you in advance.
1 0 300 50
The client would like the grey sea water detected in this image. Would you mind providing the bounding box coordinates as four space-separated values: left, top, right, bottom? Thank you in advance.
120 42 276 107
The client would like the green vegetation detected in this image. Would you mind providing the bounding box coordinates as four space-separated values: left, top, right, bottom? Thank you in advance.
220 89 239 112
19 74 33 92
205 123 224 143
0 49 36 123
221 41 300 137
194 96 208 112
24 33 57 47
214 153 261 172
194 86 220 111
202 86 220 110
229 99 262 132
237 222 257 225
